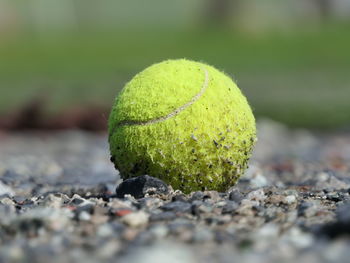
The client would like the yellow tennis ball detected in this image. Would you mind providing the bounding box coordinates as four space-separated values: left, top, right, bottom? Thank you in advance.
108 59 256 193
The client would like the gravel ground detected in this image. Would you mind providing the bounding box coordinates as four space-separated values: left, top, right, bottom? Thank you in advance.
0 120 350 263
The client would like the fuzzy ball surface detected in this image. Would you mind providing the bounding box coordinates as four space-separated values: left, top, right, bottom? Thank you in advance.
108 59 256 193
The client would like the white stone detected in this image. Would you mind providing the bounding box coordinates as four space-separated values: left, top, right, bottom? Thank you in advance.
0 181 14 196
121 211 149 227
285 195 297 204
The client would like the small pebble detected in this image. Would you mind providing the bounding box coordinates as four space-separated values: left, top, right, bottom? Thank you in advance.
116 175 169 199
120 211 149 227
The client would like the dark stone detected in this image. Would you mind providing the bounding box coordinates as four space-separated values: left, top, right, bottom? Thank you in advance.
190 191 205 201
191 202 202 216
70 197 85 205
172 194 188 202
221 201 239 214
326 192 343 202
115 175 169 199
314 204 350 238
161 201 191 213
228 189 244 203
297 201 314 217
18 218 44 237
205 217 218 225
150 211 176 221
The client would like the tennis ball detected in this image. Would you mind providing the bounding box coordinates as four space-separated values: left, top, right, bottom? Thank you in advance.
108 59 256 193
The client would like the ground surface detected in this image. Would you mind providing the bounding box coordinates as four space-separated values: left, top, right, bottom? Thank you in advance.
0 120 350 263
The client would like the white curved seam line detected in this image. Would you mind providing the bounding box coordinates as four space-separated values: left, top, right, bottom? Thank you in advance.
115 66 209 128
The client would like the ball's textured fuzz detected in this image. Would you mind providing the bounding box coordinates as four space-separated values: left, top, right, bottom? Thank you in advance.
108 59 256 193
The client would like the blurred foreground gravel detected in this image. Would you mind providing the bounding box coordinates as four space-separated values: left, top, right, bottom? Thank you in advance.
0 120 350 263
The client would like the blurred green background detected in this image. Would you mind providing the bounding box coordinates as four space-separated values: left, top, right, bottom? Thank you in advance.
0 0 350 129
